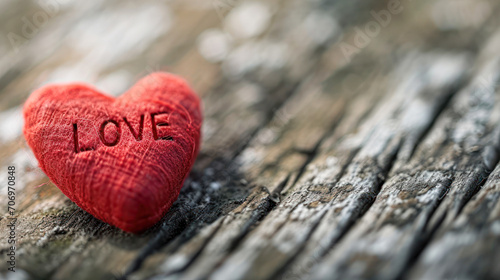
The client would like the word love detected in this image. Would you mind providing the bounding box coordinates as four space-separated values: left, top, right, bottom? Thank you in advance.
24 72 202 232
72 112 173 153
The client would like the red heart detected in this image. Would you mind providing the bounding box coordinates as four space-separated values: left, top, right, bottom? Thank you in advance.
23 72 202 233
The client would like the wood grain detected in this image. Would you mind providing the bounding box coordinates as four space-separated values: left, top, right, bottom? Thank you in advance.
0 0 499 279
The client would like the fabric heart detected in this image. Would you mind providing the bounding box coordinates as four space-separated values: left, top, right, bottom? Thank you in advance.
23 72 202 233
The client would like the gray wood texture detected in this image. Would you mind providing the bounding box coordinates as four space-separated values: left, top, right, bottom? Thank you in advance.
0 0 499 279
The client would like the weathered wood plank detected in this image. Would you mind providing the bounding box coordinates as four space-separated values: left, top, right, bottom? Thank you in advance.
311 48 500 280
0 0 345 278
1 0 500 280
214 51 469 280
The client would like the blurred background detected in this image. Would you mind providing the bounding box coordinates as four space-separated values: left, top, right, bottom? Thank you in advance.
1 0 497 169
0 0 497 159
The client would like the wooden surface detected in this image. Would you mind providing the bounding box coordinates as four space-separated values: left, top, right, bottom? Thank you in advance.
1 0 500 279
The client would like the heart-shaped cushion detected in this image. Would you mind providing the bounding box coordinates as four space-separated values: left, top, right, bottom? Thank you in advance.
23 72 202 233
